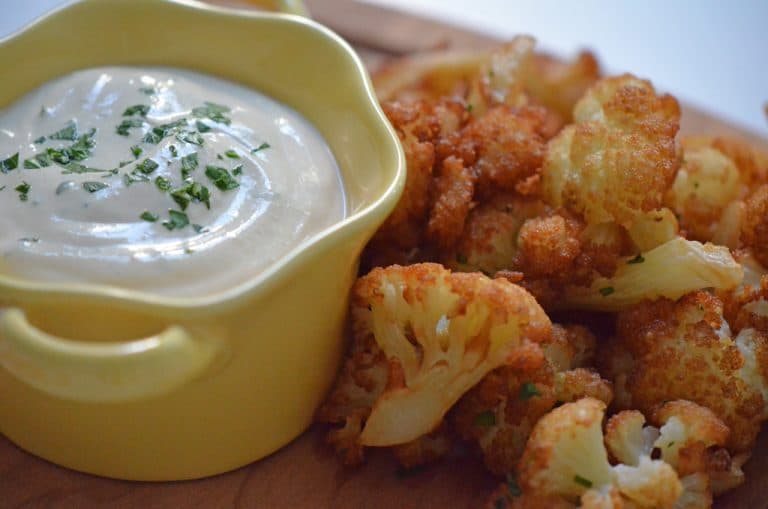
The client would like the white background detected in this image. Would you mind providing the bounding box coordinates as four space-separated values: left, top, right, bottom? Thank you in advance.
1 0 766 137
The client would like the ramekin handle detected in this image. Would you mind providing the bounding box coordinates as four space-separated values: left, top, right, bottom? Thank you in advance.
0 308 220 402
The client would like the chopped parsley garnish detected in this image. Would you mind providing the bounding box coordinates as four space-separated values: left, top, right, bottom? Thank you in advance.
155 176 172 191
573 475 593 488
143 119 187 144
205 165 239 190
667 441 675 448
140 211 158 222
82 181 109 193
123 171 151 186
176 130 204 146
473 410 496 426
136 158 159 174
181 152 198 173
193 224 207 233
232 164 243 176
0 152 19 173
196 120 211 133
599 286 615 297
48 120 78 141
170 181 210 210
122 104 150 117
46 128 97 164
169 145 178 158
192 101 231 125
0 185 5 191
139 86 157 95
61 161 110 175
627 254 645 264
116 118 144 136
23 153 53 169
33 135 46 144
519 382 540 400
162 209 189 231
506 473 522 497
15 181 30 201
251 142 270 153
456 253 468 264
130 145 143 159
466 103 474 113
224 149 240 159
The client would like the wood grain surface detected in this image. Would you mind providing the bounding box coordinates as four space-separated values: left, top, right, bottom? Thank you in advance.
2 1 767 507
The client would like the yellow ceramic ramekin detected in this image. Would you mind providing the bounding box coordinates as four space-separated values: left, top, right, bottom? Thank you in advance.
0 0 404 480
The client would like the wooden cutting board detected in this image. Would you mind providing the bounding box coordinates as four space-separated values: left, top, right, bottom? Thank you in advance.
2 1 767 507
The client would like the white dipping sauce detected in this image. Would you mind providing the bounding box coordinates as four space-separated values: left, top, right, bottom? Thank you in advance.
0 67 346 297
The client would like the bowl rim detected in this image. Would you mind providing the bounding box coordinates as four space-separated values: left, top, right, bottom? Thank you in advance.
0 0 406 314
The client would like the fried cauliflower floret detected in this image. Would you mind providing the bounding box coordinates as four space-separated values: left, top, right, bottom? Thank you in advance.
454 324 611 475
741 184 768 269
460 104 553 199
666 142 742 242
319 263 551 463
560 237 742 311
542 74 681 242
363 99 469 267
425 154 476 250
517 398 683 508
522 51 600 124
445 194 547 276
597 291 768 452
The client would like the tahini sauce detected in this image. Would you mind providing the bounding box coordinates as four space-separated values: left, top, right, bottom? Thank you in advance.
0 67 346 297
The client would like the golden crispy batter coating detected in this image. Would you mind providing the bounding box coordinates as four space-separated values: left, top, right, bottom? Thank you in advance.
599 291 767 452
741 184 768 268
463 105 552 199
444 194 547 275
515 214 582 279
319 263 551 465
452 324 611 475
543 74 681 232
425 155 476 250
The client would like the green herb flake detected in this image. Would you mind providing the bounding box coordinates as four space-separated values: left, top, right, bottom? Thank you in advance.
155 176 172 191
506 473 522 497
251 142 270 153
162 209 189 231
177 131 204 146
136 158 159 175
192 224 207 234
0 185 5 191
123 171 151 186
519 382 540 400
61 162 109 175
82 181 109 193
205 165 240 191
192 102 231 125
130 145 143 159
599 286 615 297
466 103 474 113
473 410 496 427
143 119 187 144
0 152 19 173
116 118 144 136
33 135 46 144
181 152 198 173
170 188 192 210
224 149 240 159
627 254 645 265
456 253 468 264
48 120 78 141
232 164 243 176
140 210 158 222
195 120 211 133
139 86 157 95
122 104 150 117
23 152 52 169
169 145 178 158
573 475 593 489
47 128 97 164
15 181 30 201
667 441 675 448
19 237 39 244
